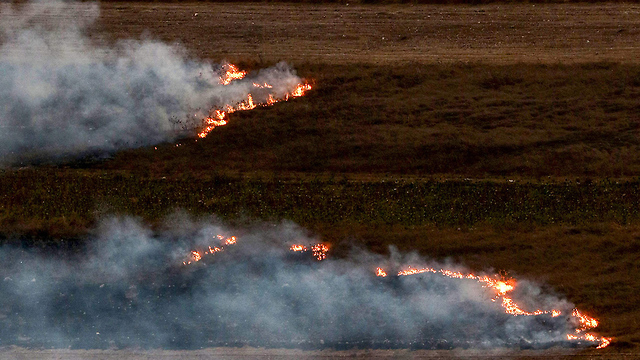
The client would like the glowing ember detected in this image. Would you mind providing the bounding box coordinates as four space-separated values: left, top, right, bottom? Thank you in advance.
182 234 237 265
197 63 312 138
311 244 329 261
376 265 611 349
290 244 307 252
253 82 273 88
287 243 328 261
397 266 436 277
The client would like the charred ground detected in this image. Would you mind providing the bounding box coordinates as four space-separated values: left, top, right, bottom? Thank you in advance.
1 1 640 355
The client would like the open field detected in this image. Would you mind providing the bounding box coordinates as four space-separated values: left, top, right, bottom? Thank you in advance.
89 2 640 64
1 1 640 357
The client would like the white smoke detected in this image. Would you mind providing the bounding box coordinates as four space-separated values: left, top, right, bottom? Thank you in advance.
0 213 596 350
0 1 303 166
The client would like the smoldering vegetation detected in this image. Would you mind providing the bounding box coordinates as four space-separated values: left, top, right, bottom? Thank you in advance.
0 214 592 350
0 1 304 166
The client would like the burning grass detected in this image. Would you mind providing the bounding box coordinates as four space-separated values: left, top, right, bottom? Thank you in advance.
98 62 640 179
0 215 614 350
1 171 638 348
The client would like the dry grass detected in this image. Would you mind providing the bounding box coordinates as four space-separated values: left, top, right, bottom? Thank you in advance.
2 1 640 353
97 62 640 178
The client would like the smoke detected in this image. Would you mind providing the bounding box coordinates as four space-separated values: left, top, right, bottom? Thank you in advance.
0 213 593 350
0 1 303 166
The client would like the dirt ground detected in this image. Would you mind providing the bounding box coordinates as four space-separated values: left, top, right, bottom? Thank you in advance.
3 347 640 360
88 2 640 64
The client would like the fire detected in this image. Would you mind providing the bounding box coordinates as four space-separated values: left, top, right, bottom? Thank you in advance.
312 244 329 261
197 63 312 138
397 266 437 276
288 243 328 261
182 234 237 265
180 234 610 349
290 244 307 252
219 63 247 85
253 82 273 88
376 265 611 349
289 83 312 98
573 308 599 331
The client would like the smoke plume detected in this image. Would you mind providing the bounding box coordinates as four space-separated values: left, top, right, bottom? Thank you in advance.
0 213 595 350
0 1 303 166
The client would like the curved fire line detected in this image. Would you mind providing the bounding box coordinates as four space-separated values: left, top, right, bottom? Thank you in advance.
197 63 312 139
376 265 612 349
183 235 611 349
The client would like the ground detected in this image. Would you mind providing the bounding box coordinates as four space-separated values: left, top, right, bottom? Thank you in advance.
2 2 640 359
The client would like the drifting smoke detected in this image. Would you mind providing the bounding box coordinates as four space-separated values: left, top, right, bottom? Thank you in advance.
0 1 305 166
0 214 604 350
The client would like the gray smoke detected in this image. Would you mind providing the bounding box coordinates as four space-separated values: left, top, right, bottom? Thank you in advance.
0 1 304 166
0 213 597 350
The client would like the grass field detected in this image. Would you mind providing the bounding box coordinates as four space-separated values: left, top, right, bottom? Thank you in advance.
2 1 640 355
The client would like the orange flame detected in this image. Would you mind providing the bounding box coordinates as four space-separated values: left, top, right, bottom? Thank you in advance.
219 63 247 85
290 244 307 252
294 83 312 96
183 235 237 265
311 244 329 261
197 63 312 138
376 267 387 277
376 265 611 348
288 243 328 261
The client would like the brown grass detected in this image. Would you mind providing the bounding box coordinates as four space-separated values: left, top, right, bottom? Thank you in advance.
2 1 640 353
98 62 640 178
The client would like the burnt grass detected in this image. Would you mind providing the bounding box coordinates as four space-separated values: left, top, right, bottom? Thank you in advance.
2 63 640 350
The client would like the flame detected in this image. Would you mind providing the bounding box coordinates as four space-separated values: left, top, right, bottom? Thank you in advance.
180 235 611 349
219 63 247 85
198 110 228 138
290 244 307 252
289 83 312 98
183 235 237 265
376 265 611 348
288 243 328 261
197 63 312 138
376 267 387 277
311 244 329 261
573 308 599 331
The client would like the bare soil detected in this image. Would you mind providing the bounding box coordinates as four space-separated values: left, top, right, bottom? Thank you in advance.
88 2 640 65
